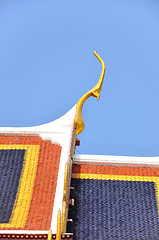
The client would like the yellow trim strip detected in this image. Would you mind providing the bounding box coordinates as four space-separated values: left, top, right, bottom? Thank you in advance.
48 230 52 240
0 145 40 228
56 210 61 240
75 173 157 181
75 173 159 210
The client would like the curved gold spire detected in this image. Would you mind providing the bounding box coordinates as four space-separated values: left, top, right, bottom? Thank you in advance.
74 51 106 135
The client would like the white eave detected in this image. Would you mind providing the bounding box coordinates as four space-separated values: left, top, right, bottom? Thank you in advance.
74 154 159 167
0 105 76 146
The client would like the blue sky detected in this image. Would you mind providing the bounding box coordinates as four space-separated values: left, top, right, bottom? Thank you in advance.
0 0 159 156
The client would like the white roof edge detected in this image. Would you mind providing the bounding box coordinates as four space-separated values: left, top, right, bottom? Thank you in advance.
0 105 76 132
50 106 76 233
74 154 159 167
0 105 77 145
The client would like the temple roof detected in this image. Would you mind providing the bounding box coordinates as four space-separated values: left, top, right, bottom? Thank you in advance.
69 159 159 239
0 136 61 231
0 51 106 239
0 107 76 236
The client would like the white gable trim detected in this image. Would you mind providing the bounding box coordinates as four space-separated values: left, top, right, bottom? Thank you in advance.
74 154 159 167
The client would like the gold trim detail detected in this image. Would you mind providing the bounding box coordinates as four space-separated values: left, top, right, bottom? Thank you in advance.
47 230 52 240
56 210 61 240
74 51 105 135
61 130 76 233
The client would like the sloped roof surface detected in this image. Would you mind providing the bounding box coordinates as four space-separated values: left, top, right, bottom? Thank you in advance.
69 164 159 240
0 136 61 231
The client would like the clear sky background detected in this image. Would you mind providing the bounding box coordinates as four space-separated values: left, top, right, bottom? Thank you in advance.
0 0 159 157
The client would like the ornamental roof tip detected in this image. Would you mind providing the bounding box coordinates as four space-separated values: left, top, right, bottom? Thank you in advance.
0 52 105 139
74 51 106 135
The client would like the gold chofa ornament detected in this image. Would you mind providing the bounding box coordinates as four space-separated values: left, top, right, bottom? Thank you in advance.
75 51 106 135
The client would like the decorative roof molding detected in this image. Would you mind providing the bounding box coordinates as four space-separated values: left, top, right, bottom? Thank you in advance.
0 106 76 146
74 51 106 135
74 154 159 167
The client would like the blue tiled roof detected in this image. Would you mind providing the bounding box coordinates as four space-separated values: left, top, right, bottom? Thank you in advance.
0 150 25 223
69 178 159 240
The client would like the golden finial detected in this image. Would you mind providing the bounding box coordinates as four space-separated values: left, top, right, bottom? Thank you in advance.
74 51 106 135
